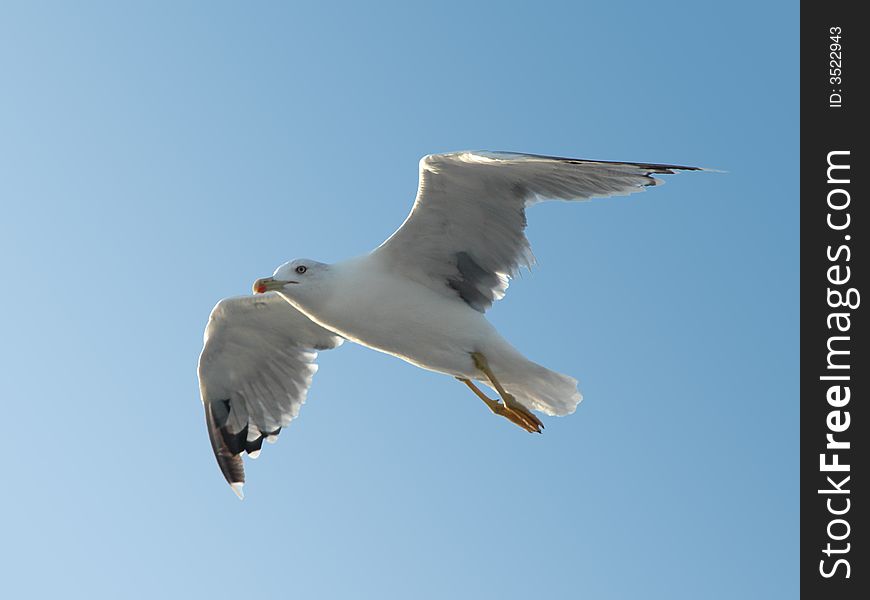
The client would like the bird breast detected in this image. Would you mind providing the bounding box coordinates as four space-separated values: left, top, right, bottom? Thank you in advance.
306 258 493 376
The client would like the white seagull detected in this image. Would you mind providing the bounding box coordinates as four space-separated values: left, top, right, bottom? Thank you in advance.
198 151 701 497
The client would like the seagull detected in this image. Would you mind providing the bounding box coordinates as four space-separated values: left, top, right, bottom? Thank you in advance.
198 151 701 497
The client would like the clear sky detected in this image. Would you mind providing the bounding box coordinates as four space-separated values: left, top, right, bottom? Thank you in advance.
0 2 798 598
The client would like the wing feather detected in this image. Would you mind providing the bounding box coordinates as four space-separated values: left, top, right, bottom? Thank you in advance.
197 292 343 496
373 151 700 312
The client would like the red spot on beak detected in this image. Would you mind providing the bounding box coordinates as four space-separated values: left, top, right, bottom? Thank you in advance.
255 281 267 294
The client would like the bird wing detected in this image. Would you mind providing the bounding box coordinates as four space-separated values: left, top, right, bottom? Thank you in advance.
372 151 700 312
197 292 343 497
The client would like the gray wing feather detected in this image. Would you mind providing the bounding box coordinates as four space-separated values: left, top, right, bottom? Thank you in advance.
197 292 343 494
373 151 700 312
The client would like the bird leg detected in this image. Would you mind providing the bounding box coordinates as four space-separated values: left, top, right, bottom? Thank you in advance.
457 377 540 433
461 352 544 434
458 377 503 413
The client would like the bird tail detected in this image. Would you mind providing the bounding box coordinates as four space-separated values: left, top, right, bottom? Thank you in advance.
491 350 582 417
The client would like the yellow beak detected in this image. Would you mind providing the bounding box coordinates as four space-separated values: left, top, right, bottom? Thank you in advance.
252 277 284 294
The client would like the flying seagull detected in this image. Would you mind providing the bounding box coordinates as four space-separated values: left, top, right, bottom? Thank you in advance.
198 151 701 497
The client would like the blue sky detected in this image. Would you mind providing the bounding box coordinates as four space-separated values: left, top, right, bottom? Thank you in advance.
0 2 797 598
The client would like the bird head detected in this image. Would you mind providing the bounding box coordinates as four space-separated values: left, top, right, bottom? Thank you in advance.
253 259 330 306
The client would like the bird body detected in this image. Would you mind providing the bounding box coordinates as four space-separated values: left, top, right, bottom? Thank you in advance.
198 151 704 496
275 253 579 415
281 254 499 378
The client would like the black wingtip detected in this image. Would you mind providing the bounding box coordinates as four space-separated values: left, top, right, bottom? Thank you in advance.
204 401 286 497
491 151 704 174
205 402 246 489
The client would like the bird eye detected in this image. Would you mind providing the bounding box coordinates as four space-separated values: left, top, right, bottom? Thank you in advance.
295 265 307 274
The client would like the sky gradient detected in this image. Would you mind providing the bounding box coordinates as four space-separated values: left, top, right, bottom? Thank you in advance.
0 2 798 598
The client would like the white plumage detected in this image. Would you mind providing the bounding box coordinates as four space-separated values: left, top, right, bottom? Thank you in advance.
198 294 342 497
198 151 701 497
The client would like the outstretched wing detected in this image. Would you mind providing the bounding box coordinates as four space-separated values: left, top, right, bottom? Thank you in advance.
197 292 343 497
373 151 701 312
